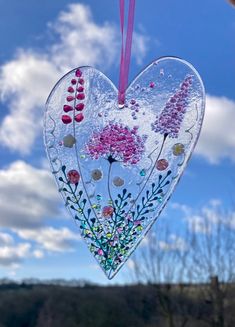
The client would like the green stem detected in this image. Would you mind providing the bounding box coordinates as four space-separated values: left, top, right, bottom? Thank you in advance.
127 133 168 215
109 170 171 272
62 169 104 252
107 162 115 205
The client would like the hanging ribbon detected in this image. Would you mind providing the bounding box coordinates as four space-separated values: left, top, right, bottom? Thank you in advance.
118 0 136 106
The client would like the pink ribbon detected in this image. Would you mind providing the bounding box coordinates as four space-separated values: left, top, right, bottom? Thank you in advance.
118 0 136 105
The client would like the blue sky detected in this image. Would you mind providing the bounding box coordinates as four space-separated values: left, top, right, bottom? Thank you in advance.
0 0 234 284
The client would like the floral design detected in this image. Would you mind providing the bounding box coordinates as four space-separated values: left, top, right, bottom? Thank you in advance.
151 76 192 138
58 165 172 278
61 68 86 125
57 75 195 278
45 55 205 280
85 123 145 165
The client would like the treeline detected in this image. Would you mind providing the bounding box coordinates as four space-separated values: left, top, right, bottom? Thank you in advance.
0 281 234 327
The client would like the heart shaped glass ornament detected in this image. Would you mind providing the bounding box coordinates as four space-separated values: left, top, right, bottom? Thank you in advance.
44 57 205 279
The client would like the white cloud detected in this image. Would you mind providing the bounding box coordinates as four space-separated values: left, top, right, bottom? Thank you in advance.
159 234 187 251
15 227 80 252
0 231 48 267
172 201 214 234
0 232 32 267
0 232 14 246
0 3 149 154
51 3 119 72
187 214 213 234
33 249 44 259
0 160 61 228
138 228 187 252
0 159 81 265
0 243 31 267
0 53 60 154
171 202 191 216
140 236 149 247
195 95 235 163
126 258 135 270
132 32 149 66
0 225 80 267
173 200 235 234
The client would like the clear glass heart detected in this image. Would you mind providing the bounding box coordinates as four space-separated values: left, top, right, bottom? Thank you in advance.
44 57 205 279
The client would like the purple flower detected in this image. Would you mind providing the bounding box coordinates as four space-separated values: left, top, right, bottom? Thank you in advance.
152 76 192 138
85 123 145 165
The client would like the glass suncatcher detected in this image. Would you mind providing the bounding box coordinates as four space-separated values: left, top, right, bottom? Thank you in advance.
44 1 205 279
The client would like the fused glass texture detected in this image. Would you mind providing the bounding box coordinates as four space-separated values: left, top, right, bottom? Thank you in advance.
44 57 205 279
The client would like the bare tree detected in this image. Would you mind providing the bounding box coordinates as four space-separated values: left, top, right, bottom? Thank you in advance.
131 222 193 327
185 207 235 327
130 206 235 327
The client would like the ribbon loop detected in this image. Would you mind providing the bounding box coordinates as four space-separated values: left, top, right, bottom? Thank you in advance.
118 0 136 106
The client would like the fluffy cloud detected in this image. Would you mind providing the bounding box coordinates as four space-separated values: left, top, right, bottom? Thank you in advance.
0 231 44 272
195 95 235 163
0 160 61 228
159 234 187 251
0 225 80 267
0 3 149 154
0 158 81 266
0 243 31 267
172 199 235 234
126 258 135 270
0 54 60 154
0 232 14 246
0 232 31 267
15 227 80 252
50 3 119 72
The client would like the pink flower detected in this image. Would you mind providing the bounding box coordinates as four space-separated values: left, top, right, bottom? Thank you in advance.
97 249 104 256
151 76 192 138
85 123 145 165
156 159 169 171
67 170 80 184
102 206 114 218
